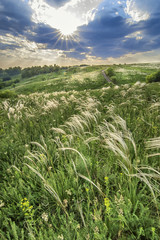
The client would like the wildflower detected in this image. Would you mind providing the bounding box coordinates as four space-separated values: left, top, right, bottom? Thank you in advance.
151 227 155 233
41 212 48 222
86 188 89 192
104 197 111 214
104 176 109 184
20 198 34 217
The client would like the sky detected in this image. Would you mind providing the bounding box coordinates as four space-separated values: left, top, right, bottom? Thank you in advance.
0 0 160 68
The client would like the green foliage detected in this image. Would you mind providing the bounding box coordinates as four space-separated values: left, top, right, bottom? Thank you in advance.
0 90 17 98
21 64 60 78
146 70 160 83
110 76 117 84
2 76 11 81
106 67 115 77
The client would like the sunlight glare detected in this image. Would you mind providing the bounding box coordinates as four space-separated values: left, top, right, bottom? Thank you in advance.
30 0 82 37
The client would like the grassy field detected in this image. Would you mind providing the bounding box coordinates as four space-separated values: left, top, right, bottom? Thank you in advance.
0 63 160 239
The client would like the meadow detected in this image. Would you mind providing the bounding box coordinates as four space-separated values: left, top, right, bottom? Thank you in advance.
0 63 160 239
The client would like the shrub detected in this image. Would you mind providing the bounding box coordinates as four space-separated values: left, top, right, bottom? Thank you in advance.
110 76 117 84
0 90 17 98
106 67 115 77
146 70 160 83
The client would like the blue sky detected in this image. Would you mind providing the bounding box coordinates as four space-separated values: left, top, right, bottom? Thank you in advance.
0 0 160 68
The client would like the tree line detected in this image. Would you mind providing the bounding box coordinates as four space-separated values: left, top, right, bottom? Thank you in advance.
0 64 61 81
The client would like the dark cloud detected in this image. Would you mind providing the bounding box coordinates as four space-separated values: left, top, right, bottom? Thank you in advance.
26 23 89 53
77 8 160 58
0 0 33 35
44 0 69 8
139 12 160 37
78 10 136 58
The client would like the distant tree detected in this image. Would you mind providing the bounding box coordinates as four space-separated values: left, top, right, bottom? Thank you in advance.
5 67 21 76
2 76 11 81
21 64 60 78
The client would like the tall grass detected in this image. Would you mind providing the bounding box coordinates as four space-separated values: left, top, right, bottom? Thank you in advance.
0 64 160 239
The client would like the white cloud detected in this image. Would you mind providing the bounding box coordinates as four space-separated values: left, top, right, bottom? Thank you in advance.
0 34 45 50
106 49 160 64
125 31 143 40
125 0 149 22
29 0 102 35
125 0 160 22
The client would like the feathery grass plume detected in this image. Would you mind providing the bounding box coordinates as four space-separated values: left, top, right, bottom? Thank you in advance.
145 137 160 157
99 120 134 169
62 110 99 136
42 99 59 112
149 102 160 110
99 111 160 208
2 100 10 111
51 127 66 135
77 201 86 227
78 173 104 195
24 164 67 215
81 109 101 126
125 166 160 205
98 109 138 171
76 97 101 111
30 140 47 154
84 137 100 147
146 137 160 149
60 147 90 177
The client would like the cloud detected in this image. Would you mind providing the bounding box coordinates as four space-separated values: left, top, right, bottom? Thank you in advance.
125 0 160 22
78 9 135 58
44 0 69 8
0 0 33 35
77 2 160 58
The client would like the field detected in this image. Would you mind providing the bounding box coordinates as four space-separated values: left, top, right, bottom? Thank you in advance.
0 63 160 239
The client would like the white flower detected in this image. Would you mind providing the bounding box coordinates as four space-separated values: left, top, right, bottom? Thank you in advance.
41 212 48 222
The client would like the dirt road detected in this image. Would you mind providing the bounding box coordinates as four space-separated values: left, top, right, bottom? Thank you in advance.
102 70 112 83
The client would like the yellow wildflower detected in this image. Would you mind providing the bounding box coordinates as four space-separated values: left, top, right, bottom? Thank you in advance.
104 197 111 214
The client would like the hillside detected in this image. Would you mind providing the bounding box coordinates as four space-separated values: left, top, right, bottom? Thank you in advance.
0 63 160 239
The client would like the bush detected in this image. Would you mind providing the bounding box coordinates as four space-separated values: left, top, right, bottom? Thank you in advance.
106 67 115 77
0 90 17 98
111 76 117 84
146 70 160 83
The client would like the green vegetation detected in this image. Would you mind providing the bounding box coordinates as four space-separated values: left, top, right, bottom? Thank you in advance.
0 63 160 239
106 67 115 77
146 70 160 83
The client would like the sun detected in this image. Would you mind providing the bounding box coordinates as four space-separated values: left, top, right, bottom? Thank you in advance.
58 25 76 37
38 4 80 37
50 11 79 37
30 0 81 38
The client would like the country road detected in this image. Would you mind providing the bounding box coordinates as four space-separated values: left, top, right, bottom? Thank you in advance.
102 70 112 83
